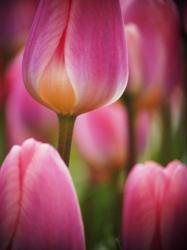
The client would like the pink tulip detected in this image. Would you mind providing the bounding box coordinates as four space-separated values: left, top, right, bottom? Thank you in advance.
75 102 128 180
6 52 57 147
0 138 85 249
23 0 128 115
122 160 187 250
121 0 181 109
75 102 151 181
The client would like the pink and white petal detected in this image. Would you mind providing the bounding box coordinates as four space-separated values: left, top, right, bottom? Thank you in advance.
0 146 21 249
122 163 165 250
161 162 187 250
23 0 70 97
12 141 85 250
65 0 128 114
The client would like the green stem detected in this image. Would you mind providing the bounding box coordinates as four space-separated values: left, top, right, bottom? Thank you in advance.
57 115 76 166
159 103 172 165
122 94 136 173
82 173 122 250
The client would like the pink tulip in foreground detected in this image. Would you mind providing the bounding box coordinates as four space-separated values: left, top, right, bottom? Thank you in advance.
122 161 187 250
121 0 181 109
6 52 57 147
0 139 85 250
23 0 128 115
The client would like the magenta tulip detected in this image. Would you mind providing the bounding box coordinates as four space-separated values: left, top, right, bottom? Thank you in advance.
122 160 187 250
0 138 85 249
75 102 128 180
121 0 181 109
75 102 151 180
6 52 57 147
23 0 128 115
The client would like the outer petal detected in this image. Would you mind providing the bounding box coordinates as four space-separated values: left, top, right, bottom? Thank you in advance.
161 161 187 250
122 162 166 250
23 0 71 103
0 145 21 250
65 0 128 114
10 139 85 250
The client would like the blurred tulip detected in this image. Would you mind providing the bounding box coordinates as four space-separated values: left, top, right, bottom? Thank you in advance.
5 52 57 147
122 160 187 250
23 0 128 115
75 102 150 181
0 138 85 250
0 0 38 56
121 0 181 109
75 102 127 180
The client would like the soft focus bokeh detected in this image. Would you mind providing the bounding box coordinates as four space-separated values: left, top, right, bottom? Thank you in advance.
0 0 187 249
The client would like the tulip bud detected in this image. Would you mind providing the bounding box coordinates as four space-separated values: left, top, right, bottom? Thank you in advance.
75 102 127 181
122 160 187 250
75 102 150 181
6 52 58 147
0 139 85 249
121 0 181 109
23 0 128 115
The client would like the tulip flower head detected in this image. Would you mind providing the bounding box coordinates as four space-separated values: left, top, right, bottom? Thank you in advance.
75 102 128 180
6 52 57 147
122 160 187 250
23 0 128 115
75 102 151 181
121 0 181 109
0 139 85 249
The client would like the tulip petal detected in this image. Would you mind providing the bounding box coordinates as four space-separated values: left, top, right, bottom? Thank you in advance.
23 0 70 100
161 161 187 250
7 139 85 250
65 0 128 114
122 163 166 250
0 146 21 249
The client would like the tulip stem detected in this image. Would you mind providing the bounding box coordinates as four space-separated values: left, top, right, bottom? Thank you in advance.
160 103 172 165
123 93 136 173
57 115 76 167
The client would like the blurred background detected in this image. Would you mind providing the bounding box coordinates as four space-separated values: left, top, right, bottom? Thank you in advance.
0 0 187 249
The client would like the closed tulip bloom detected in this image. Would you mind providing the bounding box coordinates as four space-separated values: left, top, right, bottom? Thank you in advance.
6 52 57 147
75 102 128 180
0 139 85 249
121 0 181 109
23 0 128 115
122 161 187 250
